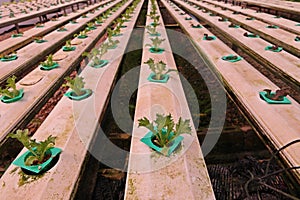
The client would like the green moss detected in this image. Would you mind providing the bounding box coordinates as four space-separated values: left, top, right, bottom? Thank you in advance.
18 170 45 186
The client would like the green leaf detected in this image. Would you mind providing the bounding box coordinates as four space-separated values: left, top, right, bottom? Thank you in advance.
35 135 56 162
0 75 20 98
175 117 192 137
8 129 57 165
138 117 156 134
25 155 38 166
63 76 85 96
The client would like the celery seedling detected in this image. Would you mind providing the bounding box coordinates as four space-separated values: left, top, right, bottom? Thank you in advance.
0 75 20 98
8 129 56 166
63 76 86 96
144 58 177 80
138 113 191 148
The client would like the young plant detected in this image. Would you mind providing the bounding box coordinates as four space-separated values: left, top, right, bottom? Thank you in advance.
107 28 119 48
86 22 96 31
35 22 44 28
63 76 86 96
95 16 104 24
64 39 72 48
70 19 77 24
74 30 88 38
122 9 132 21
146 24 159 35
145 36 165 51
82 43 109 67
114 18 125 28
40 54 56 67
33 36 46 42
0 75 20 98
138 113 192 148
102 10 111 18
57 26 67 31
9 12 15 18
144 58 177 80
8 129 56 166
107 27 121 37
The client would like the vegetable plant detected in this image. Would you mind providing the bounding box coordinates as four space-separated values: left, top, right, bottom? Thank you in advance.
95 16 104 24
138 113 191 148
145 36 165 52
35 22 44 28
40 54 57 67
114 18 125 28
122 9 132 21
107 28 119 48
74 30 88 38
57 26 67 31
82 43 109 67
86 22 96 30
70 19 77 24
146 24 159 36
8 129 56 166
63 76 86 96
33 36 46 43
102 10 111 19
144 58 177 80
9 12 15 18
0 75 21 98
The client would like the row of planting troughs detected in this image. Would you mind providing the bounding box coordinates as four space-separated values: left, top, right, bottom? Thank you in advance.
0 0 300 199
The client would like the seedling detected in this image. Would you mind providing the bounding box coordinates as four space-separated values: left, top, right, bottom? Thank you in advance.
35 22 44 28
63 76 87 96
11 32 23 37
114 18 125 28
9 12 15 18
33 36 46 43
57 26 67 31
86 22 96 30
61 39 76 52
122 9 132 21
102 10 111 19
69 19 77 24
108 26 121 37
0 75 21 98
144 58 177 81
0 52 18 61
82 43 109 67
145 37 165 53
107 28 120 48
8 129 56 166
40 54 57 67
146 25 159 36
95 16 104 24
138 113 191 149
74 30 88 39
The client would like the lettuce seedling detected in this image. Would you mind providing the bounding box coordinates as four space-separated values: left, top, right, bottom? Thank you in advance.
74 30 88 38
107 28 120 48
145 36 165 51
95 16 104 24
0 75 20 98
82 43 109 67
146 25 159 35
63 76 87 96
40 54 56 67
138 113 191 148
8 129 56 166
144 58 177 80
